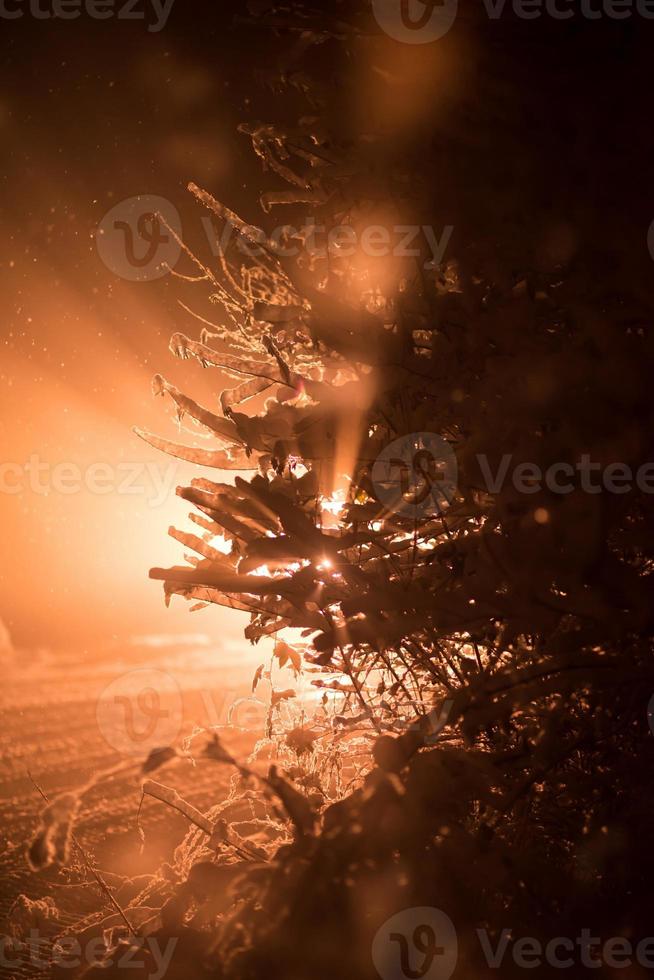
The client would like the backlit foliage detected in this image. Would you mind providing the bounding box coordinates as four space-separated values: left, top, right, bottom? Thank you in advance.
29 4 654 978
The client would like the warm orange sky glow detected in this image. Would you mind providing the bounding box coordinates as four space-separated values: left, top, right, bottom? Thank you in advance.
0 107 255 649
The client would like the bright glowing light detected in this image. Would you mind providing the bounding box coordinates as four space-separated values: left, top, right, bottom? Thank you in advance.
212 533 232 555
251 564 273 578
321 491 346 516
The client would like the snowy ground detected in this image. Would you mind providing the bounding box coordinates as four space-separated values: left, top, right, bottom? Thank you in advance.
0 639 260 977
